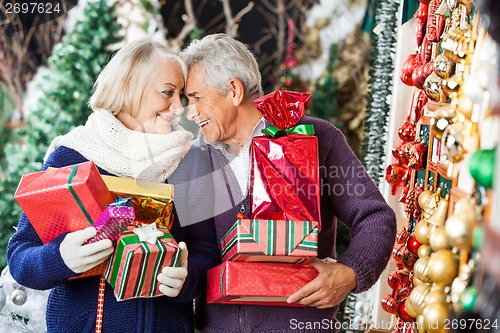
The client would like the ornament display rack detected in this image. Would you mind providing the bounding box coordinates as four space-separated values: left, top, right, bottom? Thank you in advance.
379 0 500 332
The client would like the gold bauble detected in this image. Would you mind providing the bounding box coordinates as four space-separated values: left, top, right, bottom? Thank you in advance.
418 245 432 258
414 221 431 245
427 197 449 226
456 96 473 119
414 257 432 283
424 73 446 103
442 72 464 100
428 250 459 286
429 226 451 251
408 284 432 315
405 297 419 319
418 189 441 213
433 54 453 79
414 276 425 286
445 212 478 251
423 302 450 333
430 105 465 140
425 286 448 305
442 122 467 164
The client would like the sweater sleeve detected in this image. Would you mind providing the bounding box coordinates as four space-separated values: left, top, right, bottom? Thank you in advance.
320 122 397 292
6 147 88 289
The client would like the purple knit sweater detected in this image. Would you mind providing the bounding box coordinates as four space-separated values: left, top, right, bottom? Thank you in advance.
195 116 397 333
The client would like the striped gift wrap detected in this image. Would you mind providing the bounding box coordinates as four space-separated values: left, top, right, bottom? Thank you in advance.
104 226 181 301
221 219 318 264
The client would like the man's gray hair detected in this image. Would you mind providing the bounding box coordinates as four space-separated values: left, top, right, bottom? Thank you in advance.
180 33 263 101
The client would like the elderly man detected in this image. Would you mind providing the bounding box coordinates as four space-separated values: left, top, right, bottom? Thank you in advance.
180 33 396 333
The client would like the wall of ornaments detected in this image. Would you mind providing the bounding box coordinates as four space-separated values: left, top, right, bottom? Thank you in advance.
380 0 500 333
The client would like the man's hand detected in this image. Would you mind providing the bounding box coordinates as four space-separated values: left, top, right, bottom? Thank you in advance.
157 242 188 297
287 258 357 309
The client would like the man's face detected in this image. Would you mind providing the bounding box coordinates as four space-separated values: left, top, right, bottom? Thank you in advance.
185 63 237 144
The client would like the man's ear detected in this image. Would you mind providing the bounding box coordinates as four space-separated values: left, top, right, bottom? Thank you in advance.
228 78 245 106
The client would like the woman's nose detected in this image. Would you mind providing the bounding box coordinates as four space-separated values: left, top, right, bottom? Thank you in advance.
170 96 185 115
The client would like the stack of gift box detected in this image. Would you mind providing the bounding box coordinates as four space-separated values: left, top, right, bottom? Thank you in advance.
206 90 322 306
14 161 181 301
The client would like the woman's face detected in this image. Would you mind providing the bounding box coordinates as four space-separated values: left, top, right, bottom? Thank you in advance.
118 59 185 134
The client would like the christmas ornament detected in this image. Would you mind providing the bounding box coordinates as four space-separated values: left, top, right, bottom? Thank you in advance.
442 72 464 100
415 3 429 46
460 286 478 311
429 226 451 251
415 62 436 90
401 54 419 86
406 141 428 170
418 244 432 258
392 244 407 264
433 54 453 79
428 249 459 286
414 257 432 283
426 0 445 42
381 294 398 314
445 208 478 251
397 299 416 322
472 225 484 251
414 221 431 245
388 270 412 290
405 297 419 319
398 121 417 142
422 301 449 333
408 284 432 316
469 148 496 189
423 73 446 102
450 261 473 310
427 196 449 226
416 315 426 333
11 287 28 306
386 163 410 195
442 122 467 164
397 229 412 244
424 285 448 305
402 251 418 270
407 235 422 255
430 105 465 140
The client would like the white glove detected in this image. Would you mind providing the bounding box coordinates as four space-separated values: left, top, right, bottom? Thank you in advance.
157 242 188 297
59 227 114 274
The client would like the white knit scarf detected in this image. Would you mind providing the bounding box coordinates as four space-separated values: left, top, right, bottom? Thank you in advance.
45 109 193 182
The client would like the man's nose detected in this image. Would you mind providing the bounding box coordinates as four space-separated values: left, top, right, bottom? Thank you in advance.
186 104 198 121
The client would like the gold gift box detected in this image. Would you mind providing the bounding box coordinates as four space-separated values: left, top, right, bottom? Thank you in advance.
101 175 174 228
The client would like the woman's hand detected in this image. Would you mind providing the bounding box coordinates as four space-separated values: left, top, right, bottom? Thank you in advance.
59 227 114 273
157 242 188 297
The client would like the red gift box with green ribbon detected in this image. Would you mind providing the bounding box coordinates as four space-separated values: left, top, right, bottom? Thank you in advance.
221 219 318 264
250 90 321 225
206 261 318 306
104 224 182 301
14 161 114 244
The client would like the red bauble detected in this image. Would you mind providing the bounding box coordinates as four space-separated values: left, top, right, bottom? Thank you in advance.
392 244 407 264
398 121 417 142
399 186 409 204
388 270 411 290
397 299 416 322
396 229 411 244
406 141 428 170
406 234 422 255
385 163 409 195
402 250 417 270
381 294 398 314
401 54 418 86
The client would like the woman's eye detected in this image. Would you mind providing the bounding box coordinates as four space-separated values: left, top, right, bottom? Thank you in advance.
162 90 173 96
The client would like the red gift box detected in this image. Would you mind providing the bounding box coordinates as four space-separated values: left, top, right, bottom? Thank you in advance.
250 90 320 225
250 135 320 224
104 224 182 301
14 161 114 243
207 261 318 306
221 219 318 264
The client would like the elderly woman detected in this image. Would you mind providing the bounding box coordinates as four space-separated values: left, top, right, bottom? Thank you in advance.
7 38 218 333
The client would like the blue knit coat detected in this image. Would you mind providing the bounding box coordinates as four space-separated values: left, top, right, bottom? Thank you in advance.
7 146 220 333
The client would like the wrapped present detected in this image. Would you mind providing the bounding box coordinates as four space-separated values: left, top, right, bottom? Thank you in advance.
70 197 136 280
207 261 318 306
104 223 182 301
14 161 114 244
101 175 174 228
221 219 318 264
250 90 320 224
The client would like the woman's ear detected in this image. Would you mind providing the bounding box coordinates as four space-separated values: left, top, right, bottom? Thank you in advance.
228 78 245 106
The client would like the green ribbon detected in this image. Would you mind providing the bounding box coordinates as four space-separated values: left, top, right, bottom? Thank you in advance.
67 164 93 225
261 124 315 138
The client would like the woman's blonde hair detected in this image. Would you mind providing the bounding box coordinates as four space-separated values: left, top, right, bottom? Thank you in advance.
89 38 187 116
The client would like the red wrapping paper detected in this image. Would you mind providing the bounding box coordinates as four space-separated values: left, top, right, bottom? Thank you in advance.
250 134 320 224
207 261 318 306
221 219 318 264
14 161 114 243
252 90 310 130
104 225 181 301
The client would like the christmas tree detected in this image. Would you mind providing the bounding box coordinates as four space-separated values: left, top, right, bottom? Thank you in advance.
0 0 122 268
